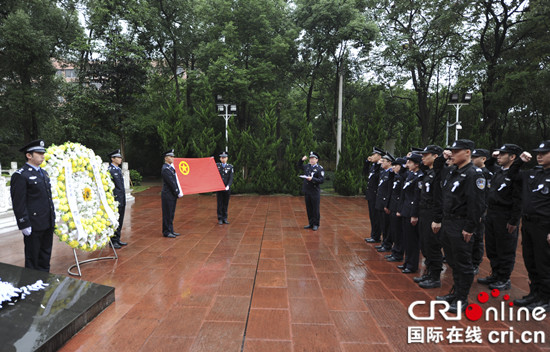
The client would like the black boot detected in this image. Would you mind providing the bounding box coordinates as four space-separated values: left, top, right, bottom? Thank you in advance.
436 286 456 303
514 284 539 307
449 296 468 313
478 273 498 285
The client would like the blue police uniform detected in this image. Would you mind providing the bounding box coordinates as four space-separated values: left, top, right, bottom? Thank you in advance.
10 139 55 272
108 149 126 246
216 152 234 224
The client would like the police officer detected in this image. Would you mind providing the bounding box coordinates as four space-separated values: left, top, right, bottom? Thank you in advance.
161 149 182 238
10 140 55 272
415 145 444 288
432 139 486 313
375 152 395 252
108 149 127 249
365 147 385 243
385 157 407 262
478 144 522 291
216 152 234 225
470 149 493 274
513 141 550 311
298 151 325 231
397 153 423 274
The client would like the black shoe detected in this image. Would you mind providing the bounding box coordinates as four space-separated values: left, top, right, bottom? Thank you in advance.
117 240 128 246
110 241 122 249
397 264 405 269
223 219 230 224
384 254 393 259
526 299 550 312
164 233 176 238
473 265 479 275
171 232 181 236
489 279 511 290
436 287 456 303
402 268 416 274
419 279 441 289
413 274 430 283
449 298 468 313
387 256 403 262
304 225 313 229
312 225 319 231
365 238 380 243
514 292 539 307
374 245 383 249
377 247 391 252
218 220 223 225
477 275 498 285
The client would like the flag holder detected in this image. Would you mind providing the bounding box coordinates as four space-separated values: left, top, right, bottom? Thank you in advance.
68 238 118 277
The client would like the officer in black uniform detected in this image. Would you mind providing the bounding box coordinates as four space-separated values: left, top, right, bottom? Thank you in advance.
161 149 181 238
385 157 407 262
415 145 445 288
298 151 325 231
478 144 522 291
397 153 423 274
470 148 493 275
513 141 550 311
375 153 395 252
10 140 55 272
108 149 127 249
216 151 234 225
432 139 486 313
365 147 385 243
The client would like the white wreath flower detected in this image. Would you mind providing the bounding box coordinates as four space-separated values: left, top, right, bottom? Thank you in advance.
42 142 119 251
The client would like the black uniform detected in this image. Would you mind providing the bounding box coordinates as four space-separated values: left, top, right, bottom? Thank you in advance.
376 167 394 249
216 162 234 222
109 163 126 243
520 164 550 304
439 160 485 305
10 164 55 272
472 165 492 269
388 166 406 260
400 168 423 272
161 163 180 236
298 157 325 227
365 161 381 241
484 160 521 284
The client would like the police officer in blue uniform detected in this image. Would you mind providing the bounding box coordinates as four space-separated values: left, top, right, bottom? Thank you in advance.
433 139 486 313
108 149 127 249
365 147 385 243
478 144 522 291
216 152 234 225
298 151 325 231
513 141 550 311
161 149 181 238
10 140 55 272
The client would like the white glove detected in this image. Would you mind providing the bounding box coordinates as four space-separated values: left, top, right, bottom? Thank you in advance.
22 227 32 236
225 186 229 191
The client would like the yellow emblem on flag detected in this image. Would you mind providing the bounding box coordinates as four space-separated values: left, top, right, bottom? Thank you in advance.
179 161 190 175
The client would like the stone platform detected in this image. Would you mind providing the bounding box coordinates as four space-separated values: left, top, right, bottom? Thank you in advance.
0 263 114 352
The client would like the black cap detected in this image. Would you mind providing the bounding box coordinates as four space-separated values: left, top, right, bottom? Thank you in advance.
372 147 385 155
219 151 229 157
533 140 550 153
448 139 475 150
108 149 122 158
19 139 46 153
418 145 443 155
163 149 175 157
392 157 406 166
411 147 423 153
494 144 522 156
472 149 490 158
407 153 422 164
382 152 395 162
309 151 320 159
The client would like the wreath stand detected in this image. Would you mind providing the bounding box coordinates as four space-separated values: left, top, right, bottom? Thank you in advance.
68 238 118 276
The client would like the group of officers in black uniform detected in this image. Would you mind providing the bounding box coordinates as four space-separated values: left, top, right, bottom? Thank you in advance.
364 139 550 313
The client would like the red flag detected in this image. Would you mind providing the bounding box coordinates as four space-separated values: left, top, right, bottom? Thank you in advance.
173 157 226 195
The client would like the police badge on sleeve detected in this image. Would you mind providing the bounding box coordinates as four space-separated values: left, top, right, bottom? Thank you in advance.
476 178 486 190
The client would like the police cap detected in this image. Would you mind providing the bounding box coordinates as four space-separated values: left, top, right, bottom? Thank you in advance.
448 139 475 151
407 153 422 164
19 139 46 153
163 149 175 157
418 145 443 155
108 149 122 158
494 144 522 156
533 140 550 153
219 151 229 157
309 151 320 159
472 149 490 158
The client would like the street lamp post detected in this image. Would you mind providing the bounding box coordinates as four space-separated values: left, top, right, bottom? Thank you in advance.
446 93 472 146
216 95 237 152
